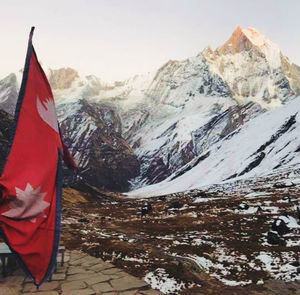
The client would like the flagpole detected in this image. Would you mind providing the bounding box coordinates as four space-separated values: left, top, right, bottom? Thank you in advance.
29 27 35 43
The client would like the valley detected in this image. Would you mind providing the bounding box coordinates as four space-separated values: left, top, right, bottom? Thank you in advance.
62 173 300 294
0 25 300 294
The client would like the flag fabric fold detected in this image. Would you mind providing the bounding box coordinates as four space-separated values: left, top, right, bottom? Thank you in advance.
0 27 76 286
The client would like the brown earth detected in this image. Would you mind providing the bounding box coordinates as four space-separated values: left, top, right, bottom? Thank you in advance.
61 185 300 294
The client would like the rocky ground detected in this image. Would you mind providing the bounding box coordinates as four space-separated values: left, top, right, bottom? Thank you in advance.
0 249 160 294
60 181 300 294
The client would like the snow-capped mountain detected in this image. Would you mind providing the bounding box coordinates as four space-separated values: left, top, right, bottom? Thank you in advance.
205 26 300 109
0 73 19 115
0 70 140 191
0 110 12 174
0 26 299 193
91 26 299 188
128 96 300 197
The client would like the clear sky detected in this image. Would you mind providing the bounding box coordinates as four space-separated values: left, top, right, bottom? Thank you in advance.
0 0 299 82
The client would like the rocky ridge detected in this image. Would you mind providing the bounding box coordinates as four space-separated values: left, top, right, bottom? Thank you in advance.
0 27 299 192
0 73 19 115
0 110 13 174
58 99 140 191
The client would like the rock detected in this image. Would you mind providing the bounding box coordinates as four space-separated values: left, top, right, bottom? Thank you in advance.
256 206 263 214
78 218 90 223
58 100 140 191
271 218 291 235
238 202 249 210
290 261 300 267
273 180 294 188
166 201 183 210
267 231 286 246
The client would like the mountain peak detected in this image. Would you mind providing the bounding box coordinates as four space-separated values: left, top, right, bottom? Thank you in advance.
48 68 79 90
241 27 279 51
233 25 243 34
217 26 281 69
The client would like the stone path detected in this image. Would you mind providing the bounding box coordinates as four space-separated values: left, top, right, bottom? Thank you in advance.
0 250 161 295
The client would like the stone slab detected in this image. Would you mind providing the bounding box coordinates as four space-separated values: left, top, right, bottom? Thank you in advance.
90 262 115 272
51 273 66 280
92 282 114 293
61 289 96 295
84 273 111 285
100 268 122 275
69 257 90 266
61 280 87 291
66 272 96 281
80 260 101 267
67 267 94 275
110 276 148 291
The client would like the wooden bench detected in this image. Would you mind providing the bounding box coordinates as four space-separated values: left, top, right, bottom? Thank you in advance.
0 243 65 278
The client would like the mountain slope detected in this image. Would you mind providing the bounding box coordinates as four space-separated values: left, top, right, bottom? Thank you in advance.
128 96 300 197
0 110 13 174
89 27 299 188
0 73 19 115
0 71 140 191
58 99 140 191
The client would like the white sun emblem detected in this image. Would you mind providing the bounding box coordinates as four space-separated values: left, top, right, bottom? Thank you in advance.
1 183 50 223
36 96 59 133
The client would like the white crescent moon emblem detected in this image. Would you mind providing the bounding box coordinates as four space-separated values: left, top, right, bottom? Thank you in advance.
36 97 59 133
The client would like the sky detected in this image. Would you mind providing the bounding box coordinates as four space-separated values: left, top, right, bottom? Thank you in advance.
0 0 300 82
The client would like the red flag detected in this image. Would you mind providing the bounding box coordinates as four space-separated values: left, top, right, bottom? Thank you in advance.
0 27 76 286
